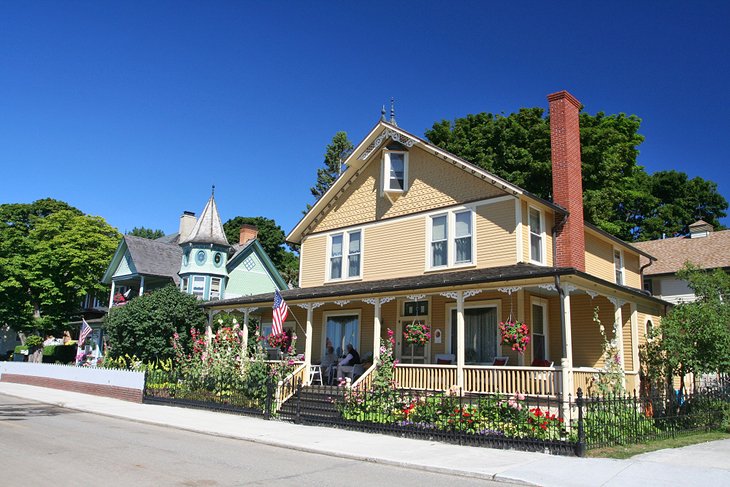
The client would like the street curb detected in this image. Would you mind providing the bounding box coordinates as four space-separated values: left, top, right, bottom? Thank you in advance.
0 388 534 486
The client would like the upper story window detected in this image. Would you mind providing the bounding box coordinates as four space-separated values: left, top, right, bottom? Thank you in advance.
210 277 221 300
528 207 545 264
614 249 624 285
429 210 474 269
192 276 205 299
329 230 362 281
383 151 408 193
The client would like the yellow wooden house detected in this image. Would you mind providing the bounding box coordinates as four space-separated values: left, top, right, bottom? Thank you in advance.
206 91 667 402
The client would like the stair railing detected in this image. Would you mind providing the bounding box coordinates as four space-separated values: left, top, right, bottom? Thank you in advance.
351 363 377 391
275 362 307 411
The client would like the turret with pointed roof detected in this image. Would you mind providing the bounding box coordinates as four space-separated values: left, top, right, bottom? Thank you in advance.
179 190 230 247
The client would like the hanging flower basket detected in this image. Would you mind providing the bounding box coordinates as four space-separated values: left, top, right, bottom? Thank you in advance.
267 332 291 351
499 320 530 353
403 320 431 346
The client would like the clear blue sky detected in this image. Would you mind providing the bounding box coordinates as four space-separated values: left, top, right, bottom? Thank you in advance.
2 1 729 239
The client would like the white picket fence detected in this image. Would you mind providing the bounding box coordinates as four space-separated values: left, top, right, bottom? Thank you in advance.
0 361 145 390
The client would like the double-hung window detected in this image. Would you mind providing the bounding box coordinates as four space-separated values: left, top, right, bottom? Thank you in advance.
529 207 544 264
429 210 474 269
383 151 408 193
531 300 548 361
210 278 221 300
329 230 362 280
614 249 624 285
192 276 205 299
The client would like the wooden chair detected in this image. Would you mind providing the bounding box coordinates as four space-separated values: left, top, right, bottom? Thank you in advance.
309 364 323 385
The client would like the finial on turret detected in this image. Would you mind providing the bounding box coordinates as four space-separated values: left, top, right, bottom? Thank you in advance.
212 184 215 197
390 97 397 126
380 105 386 121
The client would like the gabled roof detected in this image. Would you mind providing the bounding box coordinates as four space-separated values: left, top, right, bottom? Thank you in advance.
227 238 288 290
287 120 566 244
179 194 230 247
102 235 182 284
633 229 730 276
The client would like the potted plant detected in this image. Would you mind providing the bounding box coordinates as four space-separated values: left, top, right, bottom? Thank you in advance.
498 320 530 354
402 320 431 363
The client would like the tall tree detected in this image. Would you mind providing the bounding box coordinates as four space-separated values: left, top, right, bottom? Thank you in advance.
0 199 120 334
425 109 727 241
222 216 298 285
310 131 354 202
127 227 165 239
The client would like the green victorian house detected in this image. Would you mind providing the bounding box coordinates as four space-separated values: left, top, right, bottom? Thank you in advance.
102 193 287 309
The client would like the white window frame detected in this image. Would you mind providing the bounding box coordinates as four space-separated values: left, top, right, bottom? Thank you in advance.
530 297 549 361
445 299 501 363
321 309 362 358
192 276 205 299
382 150 409 194
326 229 363 282
528 206 546 265
181 277 189 293
210 277 221 300
426 209 476 271
614 248 624 285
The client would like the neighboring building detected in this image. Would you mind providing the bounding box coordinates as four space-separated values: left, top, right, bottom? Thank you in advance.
634 220 730 304
205 91 668 400
102 193 287 308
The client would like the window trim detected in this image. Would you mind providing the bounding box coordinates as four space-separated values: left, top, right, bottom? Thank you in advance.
445 299 502 363
210 277 221 300
426 209 476 271
530 297 549 361
528 206 546 265
382 150 409 194
321 309 362 359
181 277 189 293
614 248 624 285
191 275 206 299
326 229 363 282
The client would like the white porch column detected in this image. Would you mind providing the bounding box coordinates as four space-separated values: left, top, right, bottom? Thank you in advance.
305 305 314 371
139 276 145 296
630 302 640 393
373 299 382 361
108 280 116 310
610 298 626 369
206 310 213 347
456 291 465 390
240 307 252 360
560 284 575 406
516 289 526 366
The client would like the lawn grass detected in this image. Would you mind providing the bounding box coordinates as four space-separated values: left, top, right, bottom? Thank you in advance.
587 430 730 459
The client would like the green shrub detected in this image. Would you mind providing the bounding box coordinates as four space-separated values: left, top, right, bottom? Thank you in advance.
14 345 28 354
25 335 43 347
41 344 77 364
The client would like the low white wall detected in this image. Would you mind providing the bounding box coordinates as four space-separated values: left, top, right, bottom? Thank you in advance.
0 362 145 390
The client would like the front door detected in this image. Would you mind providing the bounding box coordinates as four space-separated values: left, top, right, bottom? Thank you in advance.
396 300 430 364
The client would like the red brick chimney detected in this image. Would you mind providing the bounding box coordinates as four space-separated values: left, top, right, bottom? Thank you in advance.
548 90 585 271
239 224 259 245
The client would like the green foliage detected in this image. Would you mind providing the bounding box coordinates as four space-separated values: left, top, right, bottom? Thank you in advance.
425 109 727 241
14 345 28 354
584 400 658 445
0 199 120 333
591 307 625 396
222 215 298 283
127 227 165 239
41 344 77 364
310 131 354 202
103 285 206 363
24 335 43 347
657 265 730 380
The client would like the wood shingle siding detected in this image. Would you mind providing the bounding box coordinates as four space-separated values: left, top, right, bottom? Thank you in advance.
310 145 509 235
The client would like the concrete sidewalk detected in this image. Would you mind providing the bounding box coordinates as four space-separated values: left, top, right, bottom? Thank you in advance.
1 383 728 486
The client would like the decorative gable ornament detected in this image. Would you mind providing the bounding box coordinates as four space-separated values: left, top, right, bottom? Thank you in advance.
358 128 416 161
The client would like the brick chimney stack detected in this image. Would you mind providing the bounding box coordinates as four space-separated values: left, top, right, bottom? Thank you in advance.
548 90 585 271
239 224 259 245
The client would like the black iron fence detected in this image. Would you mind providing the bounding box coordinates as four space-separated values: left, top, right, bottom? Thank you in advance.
143 370 730 456
143 369 276 418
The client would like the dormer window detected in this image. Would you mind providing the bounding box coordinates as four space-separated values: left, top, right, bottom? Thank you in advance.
383 151 408 194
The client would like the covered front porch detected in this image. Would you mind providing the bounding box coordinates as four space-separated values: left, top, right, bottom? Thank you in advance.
206 265 665 401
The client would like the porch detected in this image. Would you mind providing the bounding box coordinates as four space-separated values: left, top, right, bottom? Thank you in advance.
206 266 663 402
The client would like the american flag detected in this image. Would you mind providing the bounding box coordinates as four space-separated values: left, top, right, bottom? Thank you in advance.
78 318 93 347
272 290 288 335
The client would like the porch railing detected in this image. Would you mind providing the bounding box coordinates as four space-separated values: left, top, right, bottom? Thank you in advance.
572 368 598 396
464 365 560 396
394 364 457 391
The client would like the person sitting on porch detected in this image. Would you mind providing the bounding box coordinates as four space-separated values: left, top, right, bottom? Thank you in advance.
320 345 336 384
336 344 361 381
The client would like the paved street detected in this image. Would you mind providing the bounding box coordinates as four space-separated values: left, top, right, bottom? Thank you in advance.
0 394 503 486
